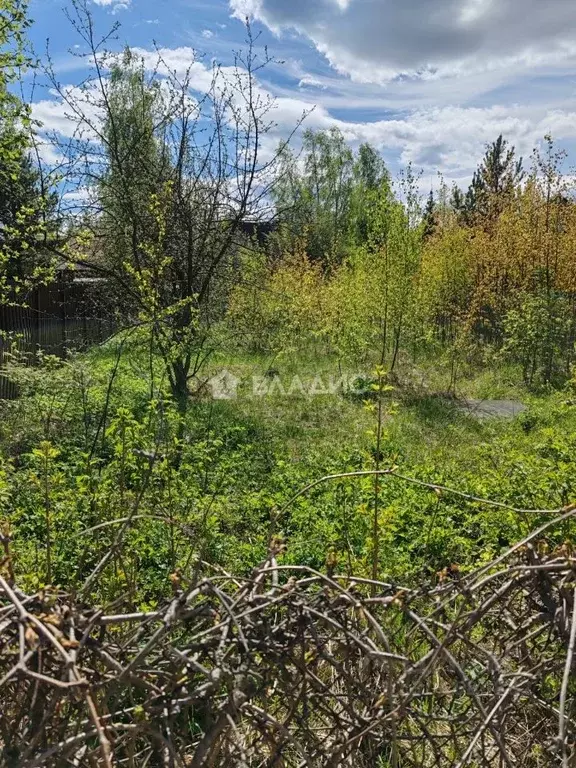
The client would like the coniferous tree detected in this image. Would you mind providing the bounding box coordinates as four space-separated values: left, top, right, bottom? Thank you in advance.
450 184 465 217
480 135 524 198
423 190 436 239
450 136 523 228
467 135 524 223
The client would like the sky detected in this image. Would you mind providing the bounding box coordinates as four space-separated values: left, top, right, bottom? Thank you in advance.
25 0 576 191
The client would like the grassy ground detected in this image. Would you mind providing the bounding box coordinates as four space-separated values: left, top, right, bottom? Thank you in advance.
195 347 538 466
84 337 562 478
4 338 575 598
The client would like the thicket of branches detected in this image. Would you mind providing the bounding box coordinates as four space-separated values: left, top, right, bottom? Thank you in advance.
1 498 575 766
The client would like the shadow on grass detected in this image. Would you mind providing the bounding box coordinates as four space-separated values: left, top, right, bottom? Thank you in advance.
400 392 463 426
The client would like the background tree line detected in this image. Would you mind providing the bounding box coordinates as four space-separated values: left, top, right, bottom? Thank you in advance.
231 130 576 389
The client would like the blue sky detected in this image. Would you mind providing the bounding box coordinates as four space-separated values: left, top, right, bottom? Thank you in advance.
26 0 576 189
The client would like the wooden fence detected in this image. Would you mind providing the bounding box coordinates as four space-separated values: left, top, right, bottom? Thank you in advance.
0 275 113 399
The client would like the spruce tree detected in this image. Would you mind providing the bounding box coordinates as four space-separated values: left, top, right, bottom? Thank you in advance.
467 135 524 223
423 189 436 239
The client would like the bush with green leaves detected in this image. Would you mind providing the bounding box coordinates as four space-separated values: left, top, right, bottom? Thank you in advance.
501 291 571 386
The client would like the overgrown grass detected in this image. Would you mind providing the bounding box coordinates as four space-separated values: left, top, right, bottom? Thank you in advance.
1 339 575 603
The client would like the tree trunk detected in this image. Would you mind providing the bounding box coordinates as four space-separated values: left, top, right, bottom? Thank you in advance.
171 359 190 417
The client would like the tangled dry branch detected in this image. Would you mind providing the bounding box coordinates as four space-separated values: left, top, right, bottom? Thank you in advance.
1 514 575 767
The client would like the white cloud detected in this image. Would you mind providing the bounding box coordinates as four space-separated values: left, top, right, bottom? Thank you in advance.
34 141 65 167
246 93 576 183
130 47 214 89
225 0 576 185
92 0 131 10
63 188 94 204
231 0 576 84
328 105 576 183
202 29 214 39
33 99 81 139
31 44 576 185
352 107 528 170
32 83 104 141
298 75 326 90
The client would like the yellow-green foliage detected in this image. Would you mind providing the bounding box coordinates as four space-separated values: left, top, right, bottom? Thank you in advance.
228 140 576 387
228 195 423 369
323 248 379 363
419 223 476 340
417 142 576 384
227 245 325 355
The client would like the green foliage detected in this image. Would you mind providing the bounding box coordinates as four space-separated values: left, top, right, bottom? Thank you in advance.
454 134 524 225
2 342 576 606
0 0 30 98
233 166 422 371
0 0 56 303
56 23 297 412
227 246 325 356
2 10 576 694
100 50 168 283
272 128 354 264
272 129 392 266
501 292 570 386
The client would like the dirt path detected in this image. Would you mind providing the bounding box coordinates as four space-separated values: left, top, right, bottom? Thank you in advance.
459 399 527 420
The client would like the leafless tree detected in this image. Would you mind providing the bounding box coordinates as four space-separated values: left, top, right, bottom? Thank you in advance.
45 0 305 412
